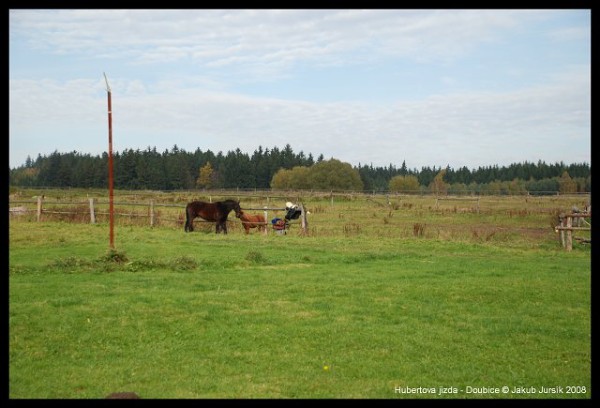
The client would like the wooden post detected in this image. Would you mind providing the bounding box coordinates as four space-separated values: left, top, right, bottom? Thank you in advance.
555 212 591 250
299 203 308 236
89 198 96 224
36 196 42 222
566 215 573 252
559 215 565 248
263 207 268 235
149 200 154 227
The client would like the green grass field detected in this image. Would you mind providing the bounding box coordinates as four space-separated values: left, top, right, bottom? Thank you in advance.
9 190 591 399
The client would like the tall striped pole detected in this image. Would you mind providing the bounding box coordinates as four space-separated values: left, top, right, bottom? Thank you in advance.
104 73 115 249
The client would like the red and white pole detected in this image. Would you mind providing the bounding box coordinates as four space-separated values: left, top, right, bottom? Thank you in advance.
104 73 115 249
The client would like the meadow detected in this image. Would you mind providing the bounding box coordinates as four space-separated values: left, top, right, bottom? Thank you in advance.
8 190 591 399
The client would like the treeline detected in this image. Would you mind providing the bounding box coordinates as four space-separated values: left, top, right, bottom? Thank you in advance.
9 144 591 194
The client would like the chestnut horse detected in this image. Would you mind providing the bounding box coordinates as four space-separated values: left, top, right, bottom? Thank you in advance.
238 210 266 234
184 199 241 234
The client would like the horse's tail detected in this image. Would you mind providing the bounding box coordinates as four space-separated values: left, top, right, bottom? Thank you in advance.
184 204 191 232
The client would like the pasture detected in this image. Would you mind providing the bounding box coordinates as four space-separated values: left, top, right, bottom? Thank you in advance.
8 190 591 399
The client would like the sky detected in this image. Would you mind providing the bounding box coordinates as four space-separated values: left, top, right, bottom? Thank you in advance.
8 9 591 171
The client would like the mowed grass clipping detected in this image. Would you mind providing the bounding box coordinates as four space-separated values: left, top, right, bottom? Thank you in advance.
9 222 591 399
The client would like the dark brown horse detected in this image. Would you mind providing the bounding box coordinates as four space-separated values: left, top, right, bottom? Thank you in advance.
184 199 241 234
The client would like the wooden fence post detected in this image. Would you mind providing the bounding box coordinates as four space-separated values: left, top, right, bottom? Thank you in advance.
299 203 308 236
555 211 591 250
36 196 42 222
566 215 573 252
559 214 565 248
149 200 154 227
263 207 268 235
89 198 96 224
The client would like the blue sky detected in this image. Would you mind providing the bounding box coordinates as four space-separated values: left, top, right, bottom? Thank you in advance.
9 9 590 170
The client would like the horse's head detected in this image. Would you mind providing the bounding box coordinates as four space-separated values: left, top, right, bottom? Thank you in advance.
233 201 242 218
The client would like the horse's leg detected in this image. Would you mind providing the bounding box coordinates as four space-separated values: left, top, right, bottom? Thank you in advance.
185 209 194 232
242 217 250 234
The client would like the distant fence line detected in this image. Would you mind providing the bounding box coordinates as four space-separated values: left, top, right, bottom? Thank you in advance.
9 186 592 198
9 190 591 221
435 196 481 213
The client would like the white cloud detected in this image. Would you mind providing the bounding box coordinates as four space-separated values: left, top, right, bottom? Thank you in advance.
10 9 551 77
9 61 589 169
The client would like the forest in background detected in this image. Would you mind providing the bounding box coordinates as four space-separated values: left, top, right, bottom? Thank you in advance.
9 144 591 195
